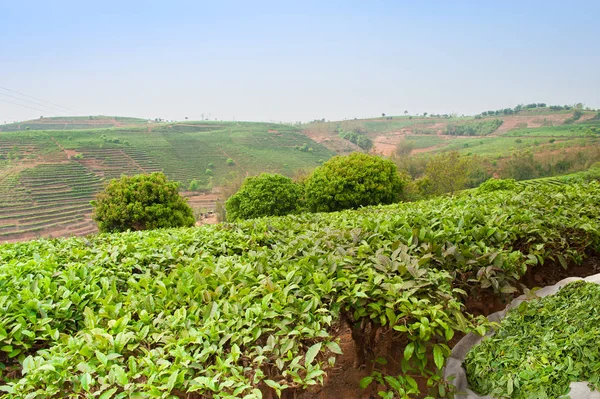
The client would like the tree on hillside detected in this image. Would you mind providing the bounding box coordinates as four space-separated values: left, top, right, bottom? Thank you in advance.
304 153 407 212
225 173 302 221
395 139 415 157
91 172 194 233
424 151 474 195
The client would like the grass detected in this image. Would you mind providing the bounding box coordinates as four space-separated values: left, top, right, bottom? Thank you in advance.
404 135 447 149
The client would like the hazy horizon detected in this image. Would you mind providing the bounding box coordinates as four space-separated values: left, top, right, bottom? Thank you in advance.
2 0 599 123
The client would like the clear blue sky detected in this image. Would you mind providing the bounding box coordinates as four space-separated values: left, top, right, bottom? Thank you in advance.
1 0 599 123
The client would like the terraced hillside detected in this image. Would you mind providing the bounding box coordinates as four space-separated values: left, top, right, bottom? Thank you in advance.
0 120 333 242
305 108 600 157
0 115 147 132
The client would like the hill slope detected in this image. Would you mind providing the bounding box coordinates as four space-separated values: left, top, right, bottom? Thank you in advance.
305 108 599 157
0 120 333 242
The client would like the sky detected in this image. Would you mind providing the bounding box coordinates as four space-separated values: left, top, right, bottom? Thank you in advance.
1 0 599 123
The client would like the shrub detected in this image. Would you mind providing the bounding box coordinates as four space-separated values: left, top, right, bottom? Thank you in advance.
424 151 475 195
225 173 302 221
91 172 194 233
208 162 215 168
477 178 517 193
226 158 235 166
304 153 406 212
188 179 200 191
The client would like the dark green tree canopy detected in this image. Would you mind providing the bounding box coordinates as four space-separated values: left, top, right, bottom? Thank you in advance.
91 172 195 233
304 152 406 212
225 173 302 221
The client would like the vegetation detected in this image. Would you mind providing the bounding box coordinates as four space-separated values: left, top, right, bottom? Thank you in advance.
422 151 474 195
304 153 406 212
338 128 373 150
91 172 195 232
563 109 583 124
445 119 503 136
0 180 597 397
225 173 302 221
466 281 600 398
477 178 517 193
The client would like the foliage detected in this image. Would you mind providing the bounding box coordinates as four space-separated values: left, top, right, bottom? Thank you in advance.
466 281 600 398
225 173 302 221
226 158 235 166
91 172 194 233
563 109 583 124
188 179 200 191
304 153 406 212
0 181 598 397
424 151 474 195
445 119 503 136
338 129 373 150
395 139 415 157
477 178 517 193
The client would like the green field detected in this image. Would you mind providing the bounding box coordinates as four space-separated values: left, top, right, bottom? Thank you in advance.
0 179 598 397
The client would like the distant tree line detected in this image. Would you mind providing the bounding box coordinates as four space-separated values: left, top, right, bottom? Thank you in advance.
474 103 588 119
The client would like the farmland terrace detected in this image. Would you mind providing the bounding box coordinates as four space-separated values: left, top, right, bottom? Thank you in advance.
0 120 333 242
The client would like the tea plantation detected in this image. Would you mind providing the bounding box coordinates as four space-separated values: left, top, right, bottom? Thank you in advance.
0 179 598 397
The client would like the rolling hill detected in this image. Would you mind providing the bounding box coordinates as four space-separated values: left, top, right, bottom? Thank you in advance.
1 106 598 243
0 120 333 242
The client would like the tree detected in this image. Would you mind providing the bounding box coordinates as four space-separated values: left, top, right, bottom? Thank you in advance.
225 173 302 221
382 113 386 118
91 172 194 233
395 139 415 157
304 153 406 212
424 151 474 195
404 110 408 115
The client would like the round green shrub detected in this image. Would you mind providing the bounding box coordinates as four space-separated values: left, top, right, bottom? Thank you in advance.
225 173 302 221
91 172 194 233
304 152 406 212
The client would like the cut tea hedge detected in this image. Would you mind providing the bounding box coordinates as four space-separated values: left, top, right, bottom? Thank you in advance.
465 280 600 398
0 180 599 398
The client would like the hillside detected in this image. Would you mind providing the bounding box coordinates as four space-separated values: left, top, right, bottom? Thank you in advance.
0 179 598 398
1 106 599 243
0 116 148 132
305 107 599 157
0 120 333 242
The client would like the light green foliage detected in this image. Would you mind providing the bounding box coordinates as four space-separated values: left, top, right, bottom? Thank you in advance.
91 172 194 232
563 109 583 124
477 178 517 193
445 119 503 136
0 181 598 397
226 158 235 166
424 151 474 195
466 281 600 398
338 128 373 150
304 153 406 212
188 179 200 191
225 173 302 221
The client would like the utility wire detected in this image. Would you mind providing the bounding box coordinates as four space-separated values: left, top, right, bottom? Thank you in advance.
0 86 81 114
0 98 50 113
0 91 68 115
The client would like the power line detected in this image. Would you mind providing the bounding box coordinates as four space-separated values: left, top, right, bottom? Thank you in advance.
0 98 49 113
0 92 67 115
0 86 81 114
